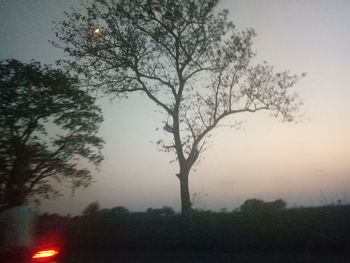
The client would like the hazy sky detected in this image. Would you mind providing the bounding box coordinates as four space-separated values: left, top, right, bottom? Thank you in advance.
0 0 349 215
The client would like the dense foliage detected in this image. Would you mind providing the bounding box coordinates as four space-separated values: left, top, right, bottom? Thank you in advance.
0 59 104 206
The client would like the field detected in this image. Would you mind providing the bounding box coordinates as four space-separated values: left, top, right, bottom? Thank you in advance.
64 252 350 263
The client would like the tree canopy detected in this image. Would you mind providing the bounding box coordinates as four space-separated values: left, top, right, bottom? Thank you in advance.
240 198 287 213
0 59 104 206
83 201 100 216
54 0 304 222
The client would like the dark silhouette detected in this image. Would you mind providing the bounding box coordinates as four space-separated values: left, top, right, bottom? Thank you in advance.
53 0 304 227
0 59 104 207
36 199 350 257
82 201 100 216
240 198 287 213
146 206 176 217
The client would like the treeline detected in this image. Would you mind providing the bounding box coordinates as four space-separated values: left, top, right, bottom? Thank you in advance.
36 199 350 254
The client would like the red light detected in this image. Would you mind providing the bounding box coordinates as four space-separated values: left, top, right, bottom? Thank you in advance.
32 249 59 259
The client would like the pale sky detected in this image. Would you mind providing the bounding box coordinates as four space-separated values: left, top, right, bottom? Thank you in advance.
0 0 349 215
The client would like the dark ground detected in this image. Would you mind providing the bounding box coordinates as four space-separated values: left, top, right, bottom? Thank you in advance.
63 252 350 263
38 204 350 262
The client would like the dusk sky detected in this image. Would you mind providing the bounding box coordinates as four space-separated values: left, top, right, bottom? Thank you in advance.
0 0 349 215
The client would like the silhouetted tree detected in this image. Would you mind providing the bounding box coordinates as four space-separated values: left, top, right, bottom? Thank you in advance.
53 0 304 227
0 59 104 206
240 198 265 212
110 206 129 216
240 198 287 213
146 206 176 217
83 201 100 216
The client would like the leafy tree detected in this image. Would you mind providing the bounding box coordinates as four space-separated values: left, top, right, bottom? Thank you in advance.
240 198 287 213
109 206 129 216
53 0 304 225
0 59 104 206
146 206 176 217
82 201 100 216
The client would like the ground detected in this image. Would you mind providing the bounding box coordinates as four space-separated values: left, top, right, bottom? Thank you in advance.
63 252 350 263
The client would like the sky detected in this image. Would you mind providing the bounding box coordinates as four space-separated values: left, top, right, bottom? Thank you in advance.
0 0 349 215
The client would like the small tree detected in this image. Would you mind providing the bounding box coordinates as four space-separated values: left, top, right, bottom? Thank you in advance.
240 198 287 213
83 201 100 216
146 206 176 217
0 59 104 206
54 0 304 226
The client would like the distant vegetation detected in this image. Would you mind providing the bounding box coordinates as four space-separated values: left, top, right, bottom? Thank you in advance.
37 199 350 254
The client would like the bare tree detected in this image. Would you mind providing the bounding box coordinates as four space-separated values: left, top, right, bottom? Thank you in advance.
53 0 304 226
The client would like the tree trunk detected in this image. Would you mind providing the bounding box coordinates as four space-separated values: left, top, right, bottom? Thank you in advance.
178 171 193 233
5 169 26 207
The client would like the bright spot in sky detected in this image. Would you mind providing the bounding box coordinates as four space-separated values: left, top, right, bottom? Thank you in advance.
93 28 101 36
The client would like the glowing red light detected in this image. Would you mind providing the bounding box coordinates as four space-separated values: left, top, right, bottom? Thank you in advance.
32 249 59 259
